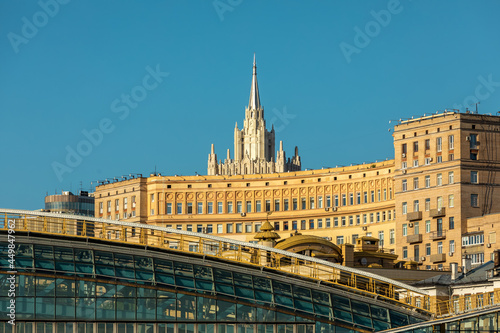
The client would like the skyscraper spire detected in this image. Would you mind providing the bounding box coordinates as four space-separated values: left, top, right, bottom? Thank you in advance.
248 53 261 110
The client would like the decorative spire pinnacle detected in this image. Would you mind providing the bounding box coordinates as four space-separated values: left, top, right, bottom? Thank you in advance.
248 53 261 110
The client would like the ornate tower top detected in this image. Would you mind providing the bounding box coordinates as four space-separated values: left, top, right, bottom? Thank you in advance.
248 53 261 110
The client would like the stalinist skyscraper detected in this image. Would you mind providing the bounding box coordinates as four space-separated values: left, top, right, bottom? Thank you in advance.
208 55 301 176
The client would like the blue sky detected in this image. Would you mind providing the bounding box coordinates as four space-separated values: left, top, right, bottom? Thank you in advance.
2 1 500 210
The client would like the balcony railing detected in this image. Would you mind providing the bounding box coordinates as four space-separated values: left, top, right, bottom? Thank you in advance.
430 207 446 218
406 211 422 221
407 234 422 244
430 230 446 240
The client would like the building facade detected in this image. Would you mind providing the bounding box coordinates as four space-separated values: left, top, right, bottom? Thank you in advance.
207 56 301 176
44 190 94 216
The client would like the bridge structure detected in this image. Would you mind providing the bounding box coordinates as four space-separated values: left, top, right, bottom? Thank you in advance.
1 209 439 332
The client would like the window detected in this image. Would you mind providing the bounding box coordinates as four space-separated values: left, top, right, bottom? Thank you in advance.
449 153 454 161
402 179 407 192
123 197 128 210
237 201 242 213
471 171 478 184
342 217 346 226
292 221 298 230
390 229 395 245
363 214 367 224
245 224 252 233
309 197 314 209
318 196 323 208
414 200 419 212
470 134 478 149
425 198 430 211
383 189 387 201
389 188 392 199
284 199 289 211
425 243 431 256
246 201 252 213
437 242 443 254
402 246 408 259
326 196 331 207
448 194 454 208
425 175 430 188
349 193 354 205
424 157 431 165
217 224 223 233
437 196 443 209
273 223 279 232
436 155 442 163
425 220 431 233
255 200 261 212
292 198 297 210
187 202 193 214
226 224 233 233
301 220 306 230
369 213 374 223
425 139 430 150
371 191 375 202
413 159 419 167
363 192 368 203
317 219 323 228
402 161 407 169
266 200 272 212
436 137 442 152
402 143 407 155
356 192 361 204
437 173 442 186
356 215 361 225
378 231 384 247
227 202 233 213
334 195 339 207
342 194 346 206
352 234 359 244
309 219 314 229
167 203 172 215
207 202 213 214
275 199 280 211
413 141 418 152
377 190 381 202
471 194 479 207
449 240 455 253
403 223 408 236
471 152 477 160
197 224 203 233
326 218 331 228
177 203 182 214
115 199 119 210
413 177 419 190
150 194 154 202
217 202 223 214
449 135 454 150
132 210 135 217
301 198 306 210
448 217 454 230
349 216 354 225
402 202 407 215
448 172 454 184
334 217 339 227
336 236 344 245
187 224 193 232
414 221 420 235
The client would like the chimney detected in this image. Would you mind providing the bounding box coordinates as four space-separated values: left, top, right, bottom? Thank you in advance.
450 262 458 281
462 257 472 274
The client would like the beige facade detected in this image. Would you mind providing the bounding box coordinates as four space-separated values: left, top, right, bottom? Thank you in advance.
95 161 397 253
394 112 500 268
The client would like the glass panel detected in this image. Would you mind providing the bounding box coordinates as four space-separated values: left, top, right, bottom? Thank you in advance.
372 319 390 331
256 308 275 322
312 290 330 305
197 297 217 321
16 244 33 258
479 313 497 330
94 251 114 265
155 258 174 274
272 281 292 296
55 261 75 273
156 273 175 285
214 269 233 284
114 253 134 268
35 259 54 270
115 268 135 279
255 291 273 303
292 285 311 301
56 278 75 297
96 298 115 320
194 265 213 280
370 304 389 321
178 294 196 320
353 313 372 328
332 294 351 311
233 272 253 288
74 249 93 263
54 247 73 261
15 258 33 270
237 303 256 322
34 245 53 260
196 280 214 291
137 298 156 320
96 283 116 297
334 308 352 322
36 277 55 296
157 291 176 320
56 297 75 319
294 299 314 313
253 277 271 291
313 303 332 318
176 276 195 288
275 295 293 308
136 270 154 281
119 285 137 297
77 280 95 297
389 310 409 327
460 317 477 331
216 283 234 295
350 299 370 316
35 297 55 319
217 300 236 321
95 265 114 277
76 297 96 320
175 262 194 277
16 297 35 320
235 286 254 299
135 256 153 271
75 263 94 275
18 275 35 297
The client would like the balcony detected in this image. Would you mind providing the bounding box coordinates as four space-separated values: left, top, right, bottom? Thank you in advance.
430 207 446 218
406 211 422 221
430 230 446 240
430 253 446 263
407 234 422 244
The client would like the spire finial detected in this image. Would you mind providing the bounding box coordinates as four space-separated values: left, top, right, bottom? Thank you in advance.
248 54 261 110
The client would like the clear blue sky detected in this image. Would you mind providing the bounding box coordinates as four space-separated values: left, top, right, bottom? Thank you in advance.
2 1 500 210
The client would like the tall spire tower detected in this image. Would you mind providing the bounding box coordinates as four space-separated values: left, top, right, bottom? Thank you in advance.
207 55 301 176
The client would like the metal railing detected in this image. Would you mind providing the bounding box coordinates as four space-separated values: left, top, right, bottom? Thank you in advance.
434 290 500 317
0 209 432 315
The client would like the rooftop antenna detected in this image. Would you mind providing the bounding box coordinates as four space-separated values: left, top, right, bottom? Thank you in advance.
475 102 480 114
